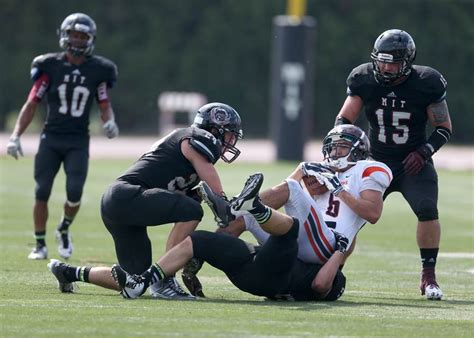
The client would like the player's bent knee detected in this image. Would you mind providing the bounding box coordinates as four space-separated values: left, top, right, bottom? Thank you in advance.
35 182 53 201
67 181 86 203
415 198 439 221
175 198 204 222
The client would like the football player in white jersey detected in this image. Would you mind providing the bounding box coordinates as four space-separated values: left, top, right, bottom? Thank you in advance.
220 125 393 266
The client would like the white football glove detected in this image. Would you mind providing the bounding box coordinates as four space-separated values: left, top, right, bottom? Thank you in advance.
103 119 119 139
314 172 345 196
7 136 23 160
301 161 334 177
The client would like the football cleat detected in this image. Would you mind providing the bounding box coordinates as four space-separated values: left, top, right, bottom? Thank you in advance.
111 264 149 299
182 258 205 297
196 181 234 227
47 259 75 293
420 280 443 300
56 230 73 259
150 277 196 300
420 267 443 300
28 245 48 260
423 283 443 300
230 173 264 213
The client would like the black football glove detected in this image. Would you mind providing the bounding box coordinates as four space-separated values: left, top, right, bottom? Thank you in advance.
332 230 349 254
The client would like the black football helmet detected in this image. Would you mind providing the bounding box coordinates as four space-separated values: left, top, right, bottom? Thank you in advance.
370 29 416 85
322 125 370 170
58 13 97 56
192 102 243 163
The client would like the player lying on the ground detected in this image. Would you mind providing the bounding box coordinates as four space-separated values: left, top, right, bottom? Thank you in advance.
183 125 392 296
47 173 348 301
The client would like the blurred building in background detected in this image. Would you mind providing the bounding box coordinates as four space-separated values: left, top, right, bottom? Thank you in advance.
1 0 472 144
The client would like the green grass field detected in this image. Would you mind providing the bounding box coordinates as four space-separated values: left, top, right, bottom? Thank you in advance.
1 157 473 337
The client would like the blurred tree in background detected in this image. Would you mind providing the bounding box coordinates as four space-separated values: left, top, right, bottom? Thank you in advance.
1 0 472 143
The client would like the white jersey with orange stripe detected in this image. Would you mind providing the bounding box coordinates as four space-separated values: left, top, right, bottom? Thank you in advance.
244 159 392 265
312 159 392 249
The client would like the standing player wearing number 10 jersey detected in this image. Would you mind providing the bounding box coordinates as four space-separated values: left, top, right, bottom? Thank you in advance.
334 29 452 300
6 13 119 261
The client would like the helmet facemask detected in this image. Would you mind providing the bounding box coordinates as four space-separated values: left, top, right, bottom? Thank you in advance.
371 53 411 85
323 128 369 171
192 103 243 163
60 29 95 56
370 29 416 86
213 127 242 163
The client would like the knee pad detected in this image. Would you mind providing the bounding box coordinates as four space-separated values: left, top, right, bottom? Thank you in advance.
415 198 438 221
182 200 204 221
66 200 81 207
35 180 53 201
66 174 87 202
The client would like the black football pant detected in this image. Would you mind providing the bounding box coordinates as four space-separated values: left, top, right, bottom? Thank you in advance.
101 180 203 274
34 133 89 203
383 159 439 221
190 218 299 297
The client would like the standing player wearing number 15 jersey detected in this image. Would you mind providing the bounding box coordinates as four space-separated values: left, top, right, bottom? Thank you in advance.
6 13 119 261
334 29 452 300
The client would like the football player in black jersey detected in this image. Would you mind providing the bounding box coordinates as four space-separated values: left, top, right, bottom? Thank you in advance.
47 174 347 302
47 102 244 299
334 29 452 300
6 13 119 261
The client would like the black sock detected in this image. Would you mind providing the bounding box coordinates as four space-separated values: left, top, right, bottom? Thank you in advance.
34 231 46 247
143 263 166 283
63 266 91 282
57 215 73 232
420 248 438 268
248 197 272 224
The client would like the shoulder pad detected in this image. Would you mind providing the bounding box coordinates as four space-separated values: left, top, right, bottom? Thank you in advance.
360 161 392 189
189 128 221 164
91 56 118 88
413 65 447 103
346 63 374 96
30 53 61 80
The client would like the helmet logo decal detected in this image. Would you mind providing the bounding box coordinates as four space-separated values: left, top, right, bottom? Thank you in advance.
210 108 230 125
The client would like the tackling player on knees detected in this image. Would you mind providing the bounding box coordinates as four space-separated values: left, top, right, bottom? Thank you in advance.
47 102 243 299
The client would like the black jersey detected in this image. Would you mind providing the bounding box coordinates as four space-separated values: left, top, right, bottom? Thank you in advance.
31 52 117 136
347 63 447 161
286 259 321 301
118 127 221 191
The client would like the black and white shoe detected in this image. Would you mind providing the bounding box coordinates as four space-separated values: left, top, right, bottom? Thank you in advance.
47 259 75 293
230 173 264 212
56 230 73 259
150 277 196 300
196 181 234 227
111 264 149 299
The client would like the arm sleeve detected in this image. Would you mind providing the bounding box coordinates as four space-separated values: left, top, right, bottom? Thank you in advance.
27 73 49 102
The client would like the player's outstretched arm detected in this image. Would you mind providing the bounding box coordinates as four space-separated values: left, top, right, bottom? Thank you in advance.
7 100 39 159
